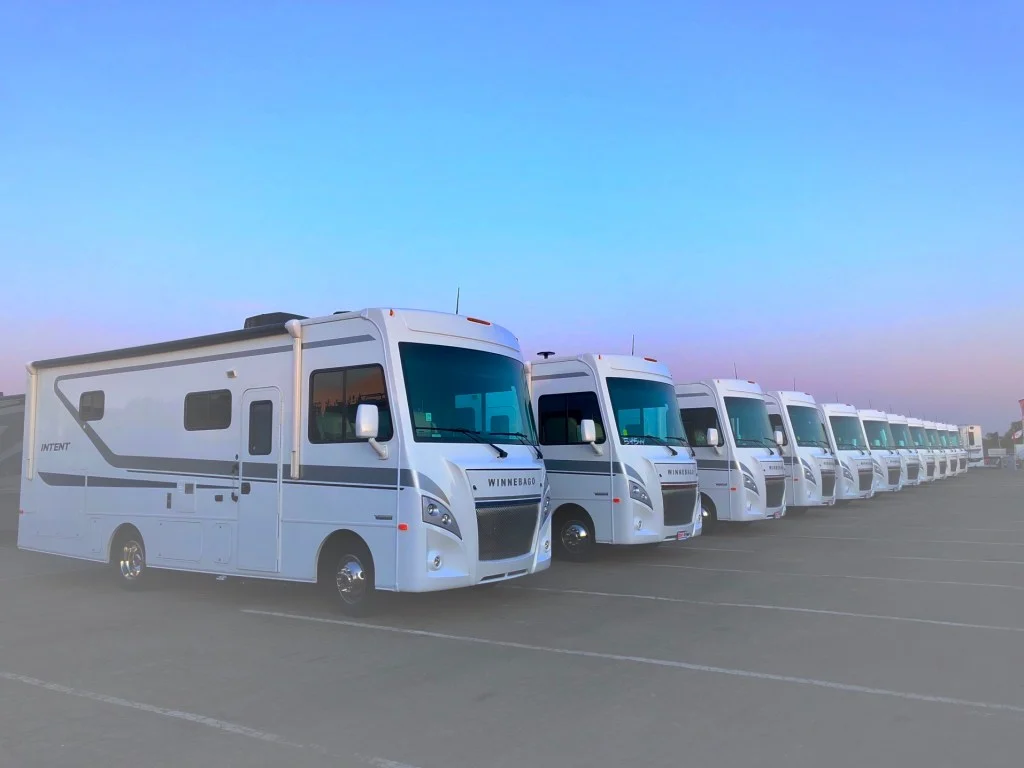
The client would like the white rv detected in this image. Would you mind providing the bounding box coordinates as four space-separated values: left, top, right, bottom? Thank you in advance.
819 403 875 501
677 379 787 528
529 353 700 559
936 423 957 478
1 393 25 533
947 425 968 474
961 424 984 468
763 391 837 509
18 309 552 615
907 417 937 482
924 421 948 478
857 409 903 492
885 414 922 487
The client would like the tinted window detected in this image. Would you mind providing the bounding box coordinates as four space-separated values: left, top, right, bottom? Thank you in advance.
862 420 893 449
79 391 105 422
724 396 774 448
248 400 273 456
768 413 788 446
184 390 232 431
309 365 393 444
786 405 831 449
680 407 723 447
829 415 867 450
538 392 606 445
607 378 688 446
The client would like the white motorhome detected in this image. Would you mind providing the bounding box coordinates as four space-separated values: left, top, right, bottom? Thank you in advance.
924 421 948 478
529 353 700 559
961 424 984 468
819 403 875 501
677 379 787 529
18 309 552 615
763 391 837 509
1 393 25 533
936 423 958 477
885 413 922 487
947 424 968 474
907 417 937 482
857 409 904 492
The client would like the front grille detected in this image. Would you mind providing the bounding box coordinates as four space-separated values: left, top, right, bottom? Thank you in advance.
858 469 873 491
765 476 785 508
927 462 935 477
476 497 540 561
959 458 967 470
662 483 697 526
908 464 920 481
887 466 901 486
821 471 836 498
939 460 947 474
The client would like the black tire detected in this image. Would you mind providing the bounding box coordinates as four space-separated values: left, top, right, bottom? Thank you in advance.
554 509 595 562
112 529 148 590
700 496 719 535
321 538 376 617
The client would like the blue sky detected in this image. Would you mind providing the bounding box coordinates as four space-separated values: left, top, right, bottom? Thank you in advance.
1 1 1022 430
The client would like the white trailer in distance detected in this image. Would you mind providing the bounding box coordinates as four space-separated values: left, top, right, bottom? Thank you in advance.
529 353 701 560
961 424 984 468
18 308 552 615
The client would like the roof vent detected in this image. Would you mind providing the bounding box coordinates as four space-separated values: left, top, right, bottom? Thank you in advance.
243 312 307 329
537 351 556 359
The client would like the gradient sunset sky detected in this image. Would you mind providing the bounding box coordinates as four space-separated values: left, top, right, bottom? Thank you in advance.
2 2 1022 431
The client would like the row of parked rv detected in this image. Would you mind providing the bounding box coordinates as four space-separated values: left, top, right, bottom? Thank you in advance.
13 308 971 615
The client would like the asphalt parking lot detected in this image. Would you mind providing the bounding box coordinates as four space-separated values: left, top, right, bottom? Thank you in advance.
2 469 1023 767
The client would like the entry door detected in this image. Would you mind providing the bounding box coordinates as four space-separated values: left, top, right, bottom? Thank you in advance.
237 387 282 572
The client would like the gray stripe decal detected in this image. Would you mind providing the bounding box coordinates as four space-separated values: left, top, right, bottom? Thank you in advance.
54 345 293 382
544 459 611 475
739 463 754 477
676 393 705 398
301 335 375 350
696 459 733 470
782 456 796 465
531 372 589 381
624 464 644 483
476 496 541 509
39 472 176 489
242 462 279 480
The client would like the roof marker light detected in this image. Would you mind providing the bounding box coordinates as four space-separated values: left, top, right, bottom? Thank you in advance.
467 317 491 326
644 357 658 362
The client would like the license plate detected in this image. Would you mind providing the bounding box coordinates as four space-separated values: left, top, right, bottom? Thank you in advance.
676 531 690 541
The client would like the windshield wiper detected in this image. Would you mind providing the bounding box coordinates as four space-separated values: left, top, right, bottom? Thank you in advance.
414 426 508 459
489 431 543 460
626 434 678 456
761 437 780 455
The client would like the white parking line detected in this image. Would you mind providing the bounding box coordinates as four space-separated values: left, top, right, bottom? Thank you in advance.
242 609 1024 718
507 585 1024 633
636 563 1024 591
760 534 1024 547
876 555 1024 566
0 671 422 768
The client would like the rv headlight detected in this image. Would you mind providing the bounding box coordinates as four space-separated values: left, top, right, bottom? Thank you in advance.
842 464 855 482
801 460 816 485
541 484 552 523
629 481 652 508
422 497 462 539
873 460 884 477
742 472 759 495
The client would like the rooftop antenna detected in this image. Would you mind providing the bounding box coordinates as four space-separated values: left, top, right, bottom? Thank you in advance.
631 334 635 355
455 286 460 315
733 362 738 378
537 351 556 359
793 376 797 390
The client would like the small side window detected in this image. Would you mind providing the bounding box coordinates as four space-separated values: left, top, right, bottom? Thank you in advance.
79 391 105 422
537 392 606 446
184 390 232 431
680 406 723 447
248 400 273 456
768 414 788 446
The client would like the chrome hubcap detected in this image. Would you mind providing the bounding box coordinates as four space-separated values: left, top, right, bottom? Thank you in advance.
560 522 589 553
120 541 144 581
335 555 367 605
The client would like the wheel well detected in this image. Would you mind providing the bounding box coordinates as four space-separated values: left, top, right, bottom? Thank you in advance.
553 503 594 532
699 493 717 517
316 530 372 584
108 524 142 563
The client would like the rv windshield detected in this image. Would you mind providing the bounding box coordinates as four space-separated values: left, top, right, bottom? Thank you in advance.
947 432 961 448
937 432 950 448
829 415 867 450
925 428 940 448
862 420 893 449
607 377 688 446
910 426 928 448
889 422 913 449
724 396 774 448
786 405 831 449
399 342 538 446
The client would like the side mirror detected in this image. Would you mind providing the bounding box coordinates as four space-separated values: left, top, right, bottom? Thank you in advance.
774 429 785 446
706 427 720 447
580 418 597 444
355 403 379 440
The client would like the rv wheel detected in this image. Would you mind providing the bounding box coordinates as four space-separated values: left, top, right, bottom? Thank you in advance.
325 541 376 617
554 510 595 562
113 531 148 590
700 497 719 534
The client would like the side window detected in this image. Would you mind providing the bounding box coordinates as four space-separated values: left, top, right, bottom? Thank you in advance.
184 390 232 431
768 413 788 445
681 407 722 447
309 364 393 444
248 400 273 456
968 432 975 446
538 392 606 446
79 390 105 422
